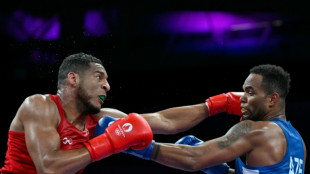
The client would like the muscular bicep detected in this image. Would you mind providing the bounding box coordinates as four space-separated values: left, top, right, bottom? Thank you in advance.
199 121 254 166
24 118 60 162
18 95 93 174
19 95 60 171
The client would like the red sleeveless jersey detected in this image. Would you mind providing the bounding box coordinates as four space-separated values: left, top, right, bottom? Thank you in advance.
1 94 99 174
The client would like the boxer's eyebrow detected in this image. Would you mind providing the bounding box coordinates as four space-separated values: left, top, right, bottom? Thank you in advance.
94 70 108 79
244 86 254 91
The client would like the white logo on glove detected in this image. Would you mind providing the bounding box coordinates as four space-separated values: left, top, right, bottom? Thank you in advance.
115 123 133 137
122 123 133 132
115 128 121 136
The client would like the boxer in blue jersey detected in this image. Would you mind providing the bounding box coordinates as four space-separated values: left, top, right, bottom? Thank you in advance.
96 64 306 174
150 64 307 173
151 64 307 173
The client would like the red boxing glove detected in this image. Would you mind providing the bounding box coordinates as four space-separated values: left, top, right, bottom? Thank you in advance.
205 92 243 117
84 113 153 162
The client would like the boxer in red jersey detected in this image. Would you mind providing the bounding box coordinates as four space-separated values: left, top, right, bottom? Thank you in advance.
1 53 153 174
1 52 245 174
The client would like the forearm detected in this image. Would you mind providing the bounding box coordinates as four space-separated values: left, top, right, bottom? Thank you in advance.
35 148 91 174
142 103 209 134
150 143 207 172
143 92 243 134
149 138 237 173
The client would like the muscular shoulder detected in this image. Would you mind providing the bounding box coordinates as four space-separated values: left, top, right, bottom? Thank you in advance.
241 121 287 165
219 120 281 148
22 94 56 114
214 120 286 165
15 94 59 129
250 120 284 142
24 94 51 105
228 120 286 156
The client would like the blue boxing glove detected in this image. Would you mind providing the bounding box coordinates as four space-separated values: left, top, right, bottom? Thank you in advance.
122 140 154 160
94 116 118 136
95 116 154 160
175 135 229 174
175 135 204 146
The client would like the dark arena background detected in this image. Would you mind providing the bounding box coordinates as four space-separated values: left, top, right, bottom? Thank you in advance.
0 0 309 173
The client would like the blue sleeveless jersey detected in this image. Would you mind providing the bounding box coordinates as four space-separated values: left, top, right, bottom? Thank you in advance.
235 118 304 174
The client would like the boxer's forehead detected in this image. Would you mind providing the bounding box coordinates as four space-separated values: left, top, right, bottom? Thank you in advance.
243 73 263 91
85 62 108 78
90 62 108 76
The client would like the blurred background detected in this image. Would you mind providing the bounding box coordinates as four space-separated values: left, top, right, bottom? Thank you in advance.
1 0 309 173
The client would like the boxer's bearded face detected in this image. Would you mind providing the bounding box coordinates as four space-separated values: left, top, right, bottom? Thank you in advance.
242 74 268 121
76 79 101 114
244 97 267 121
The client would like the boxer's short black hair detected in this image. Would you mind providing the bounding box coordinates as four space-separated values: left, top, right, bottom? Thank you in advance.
250 64 291 99
57 52 103 89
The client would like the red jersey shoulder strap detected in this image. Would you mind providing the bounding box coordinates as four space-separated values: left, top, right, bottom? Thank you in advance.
49 94 65 119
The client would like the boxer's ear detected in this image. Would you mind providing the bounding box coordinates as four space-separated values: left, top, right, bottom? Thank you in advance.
67 72 79 87
267 92 279 108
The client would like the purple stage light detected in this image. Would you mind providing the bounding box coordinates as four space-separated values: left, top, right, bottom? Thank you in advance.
150 11 283 54
152 11 281 33
7 10 60 41
151 11 257 34
152 12 212 34
84 10 108 37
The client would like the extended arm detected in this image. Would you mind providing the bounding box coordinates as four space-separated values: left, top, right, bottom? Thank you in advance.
141 104 208 134
141 92 243 134
150 121 253 172
95 116 235 174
